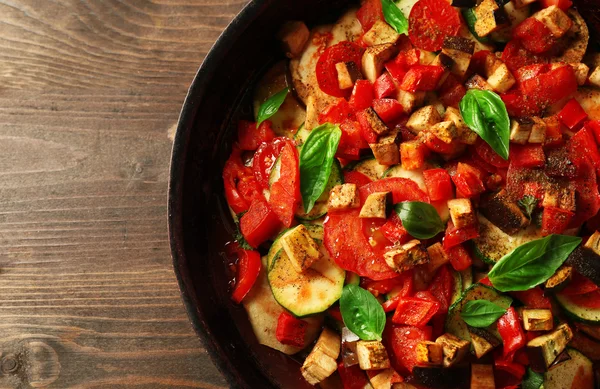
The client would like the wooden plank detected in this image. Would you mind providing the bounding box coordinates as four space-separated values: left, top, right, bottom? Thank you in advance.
0 0 248 387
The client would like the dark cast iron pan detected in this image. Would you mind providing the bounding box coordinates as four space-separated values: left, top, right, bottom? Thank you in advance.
168 1 354 388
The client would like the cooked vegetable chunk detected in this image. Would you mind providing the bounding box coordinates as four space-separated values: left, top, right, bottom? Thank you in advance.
360 192 391 219
363 107 389 135
415 341 443 366
533 5 572 38
406 105 442 134
356 340 391 370
384 240 430 273
448 198 476 229
301 328 341 385
522 309 554 331
430 121 458 144
527 323 573 371
435 333 470 367
363 20 401 46
470 364 495 389
277 21 310 58
328 184 360 211
280 225 321 273
469 327 500 358
362 44 398 83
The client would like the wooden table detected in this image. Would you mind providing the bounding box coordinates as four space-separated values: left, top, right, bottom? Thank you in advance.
0 1 245 387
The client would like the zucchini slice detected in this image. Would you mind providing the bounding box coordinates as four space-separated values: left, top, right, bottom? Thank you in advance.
471 214 542 264
460 268 473 291
555 292 600 324
450 270 463 305
543 349 594 389
345 157 387 181
294 123 310 146
267 225 345 316
445 284 512 346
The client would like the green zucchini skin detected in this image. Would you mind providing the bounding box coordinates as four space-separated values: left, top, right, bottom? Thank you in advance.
555 293 600 325
543 349 594 389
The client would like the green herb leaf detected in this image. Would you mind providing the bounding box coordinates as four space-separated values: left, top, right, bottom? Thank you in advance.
299 123 342 213
395 201 445 239
518 195 538 219
522 368 544 389
461 8 490 43
461 300 508 328
256 87 289 127
381 0 409 35
339 284 386 341
459 89 510 160
488 234 582 292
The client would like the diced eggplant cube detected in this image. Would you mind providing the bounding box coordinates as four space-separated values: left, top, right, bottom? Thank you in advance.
426 242 450 274
364 107 389 135
466 74 494 91
430 53 455 71
448 198 476 229
528 117 547 144
336 62 356 90
512 0 537 8
277 21 310 58
356 340 391 370
301 328 341 385
362 43 398 83
363 20 401 46
370 130 400 166
435 333 470 367
369 369 397 389
570 63 590 86
480 190 529 234
443 36 476 55
471 364 495 389
474 0 506 37
469 327 500 358
533 5 573 38
444 107 477 145
487 63 516 93
397 90 426 114
281 225 322 273
430 121 458 144
545 265 573 291
328 184 360 211
527 323 573 371
585 230 600 255
522 309 554 331
360 192 392 219
542 187 575 212
384 239 429 273
416 341 443 366
589 66 600 88
509 119 532 145
406 105 442 134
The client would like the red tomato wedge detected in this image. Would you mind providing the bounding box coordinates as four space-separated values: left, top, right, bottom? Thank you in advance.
358 177 429 205
408 0 461 51
385 325 432 375
268 142 300 228
316 42 364 97
324 209 398 280
252 137 292 189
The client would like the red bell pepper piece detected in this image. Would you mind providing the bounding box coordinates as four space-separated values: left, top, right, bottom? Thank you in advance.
475 139 510 168
501 89 541 118
544 116 564 147
338 120 366 160
400 140 429 170
513 18 556 54
479 276 493 287
237 120 275 150
558 98 588 130
372 98 404 124
328 306 344 321
494 356 526 387
541 206 574 236
569 126 600 176
423 168 454 202
540 0 572 10
561 271 599 296
439 74 466 108
240 198 282 248
452 162 486 198
400 65 445 92
422 132 458 154
510 287 551 309
443 221 479 250
392 297 440 327
385 49 421 84
356 0 384 31
427 265 454 314
520 65 578 113
386 325 433 375
223 146 264 213
380 212 410 244
362 276 406 296
497 307 526 359
446 244 473 271
374 73 397 99
509 144 545 168
319 100 356 125
231 249 262 303
501 40 548 74
349 80 375 111
356 109 380 143
338 362 371 389
382 271 414 312
252 137 292 189
276 311 307 347
268 142 300 227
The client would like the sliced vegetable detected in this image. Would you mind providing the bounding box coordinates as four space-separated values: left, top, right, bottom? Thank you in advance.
276 311 308 347
316 41 364 97
408 0 461 51
543 349 594 389
497 306 526 358
231 249 262 304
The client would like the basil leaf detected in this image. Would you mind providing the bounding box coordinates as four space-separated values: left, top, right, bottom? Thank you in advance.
518 195 538 219
488 234 581 292
299 123 342 213
459 89 510 160
395 201 445 239
256 87 289 127
381 0 408 35
339 284 386 341
461 8 490 43
522 368 544 389
460 300 508 328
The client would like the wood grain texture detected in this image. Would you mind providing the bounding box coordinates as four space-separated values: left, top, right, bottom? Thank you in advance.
0 0 248 387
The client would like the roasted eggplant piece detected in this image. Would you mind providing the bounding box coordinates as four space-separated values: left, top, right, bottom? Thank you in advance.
411 366 470 389
565 246 600 287
479 190 529 235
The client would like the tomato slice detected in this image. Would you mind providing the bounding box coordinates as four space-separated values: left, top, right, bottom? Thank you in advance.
560 290 600 309
316 42 364 98
324 209 398 280
385 324 432 375
343 170 373 187
252 137 292 189
268 142 300 227
356 0 384 31
408 0 461 51
224 145 264 213
359 177 429 205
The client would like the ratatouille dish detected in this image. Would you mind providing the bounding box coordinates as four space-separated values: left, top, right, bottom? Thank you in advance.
222 0 600 387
